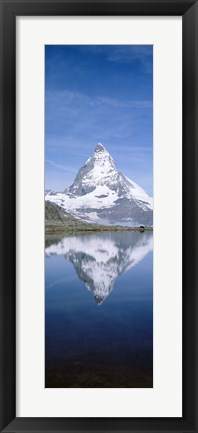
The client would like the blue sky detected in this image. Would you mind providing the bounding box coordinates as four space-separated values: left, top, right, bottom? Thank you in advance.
45 45 153 195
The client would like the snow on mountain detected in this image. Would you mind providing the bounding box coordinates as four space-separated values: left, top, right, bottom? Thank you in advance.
45 143 153 226
45 231 153 304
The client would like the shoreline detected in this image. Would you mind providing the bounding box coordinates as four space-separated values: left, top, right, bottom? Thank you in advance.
45 225 153 234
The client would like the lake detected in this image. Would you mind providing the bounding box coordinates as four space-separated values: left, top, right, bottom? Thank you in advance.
45 230 153 388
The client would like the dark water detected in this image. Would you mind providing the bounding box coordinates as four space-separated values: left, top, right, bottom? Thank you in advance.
45 231 153 388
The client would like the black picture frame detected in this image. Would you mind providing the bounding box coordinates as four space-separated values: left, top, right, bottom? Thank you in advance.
0 0 198 432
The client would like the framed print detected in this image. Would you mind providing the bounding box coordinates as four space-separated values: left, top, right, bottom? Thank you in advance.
0 1 198 433
18 16 182 418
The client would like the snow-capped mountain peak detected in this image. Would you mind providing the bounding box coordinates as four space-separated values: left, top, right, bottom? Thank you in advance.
65 142 117 197
46 143 153 226
95 142 108 153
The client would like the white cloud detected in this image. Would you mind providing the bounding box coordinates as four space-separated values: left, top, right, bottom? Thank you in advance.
46 159 76 173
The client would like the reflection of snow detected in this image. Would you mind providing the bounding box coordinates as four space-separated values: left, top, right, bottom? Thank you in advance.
45 231 153 305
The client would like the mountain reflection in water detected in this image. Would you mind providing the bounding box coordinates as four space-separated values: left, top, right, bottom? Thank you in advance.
45 230 153 388
45 231 153 304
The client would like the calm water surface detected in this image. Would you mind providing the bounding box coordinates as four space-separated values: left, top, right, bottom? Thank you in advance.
45 231 153 388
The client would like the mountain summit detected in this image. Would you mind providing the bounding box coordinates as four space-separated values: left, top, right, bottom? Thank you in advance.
67 143 118 197
95 142 107 152
46 143 153 226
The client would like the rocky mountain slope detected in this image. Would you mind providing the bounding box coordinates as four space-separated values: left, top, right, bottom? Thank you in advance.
45 200 93 232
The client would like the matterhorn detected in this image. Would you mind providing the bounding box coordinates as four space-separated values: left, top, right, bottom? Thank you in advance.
45 143 153 226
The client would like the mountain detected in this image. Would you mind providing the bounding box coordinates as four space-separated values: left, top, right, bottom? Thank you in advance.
45 143 153 226
45 200 97 232
45 231 153 304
